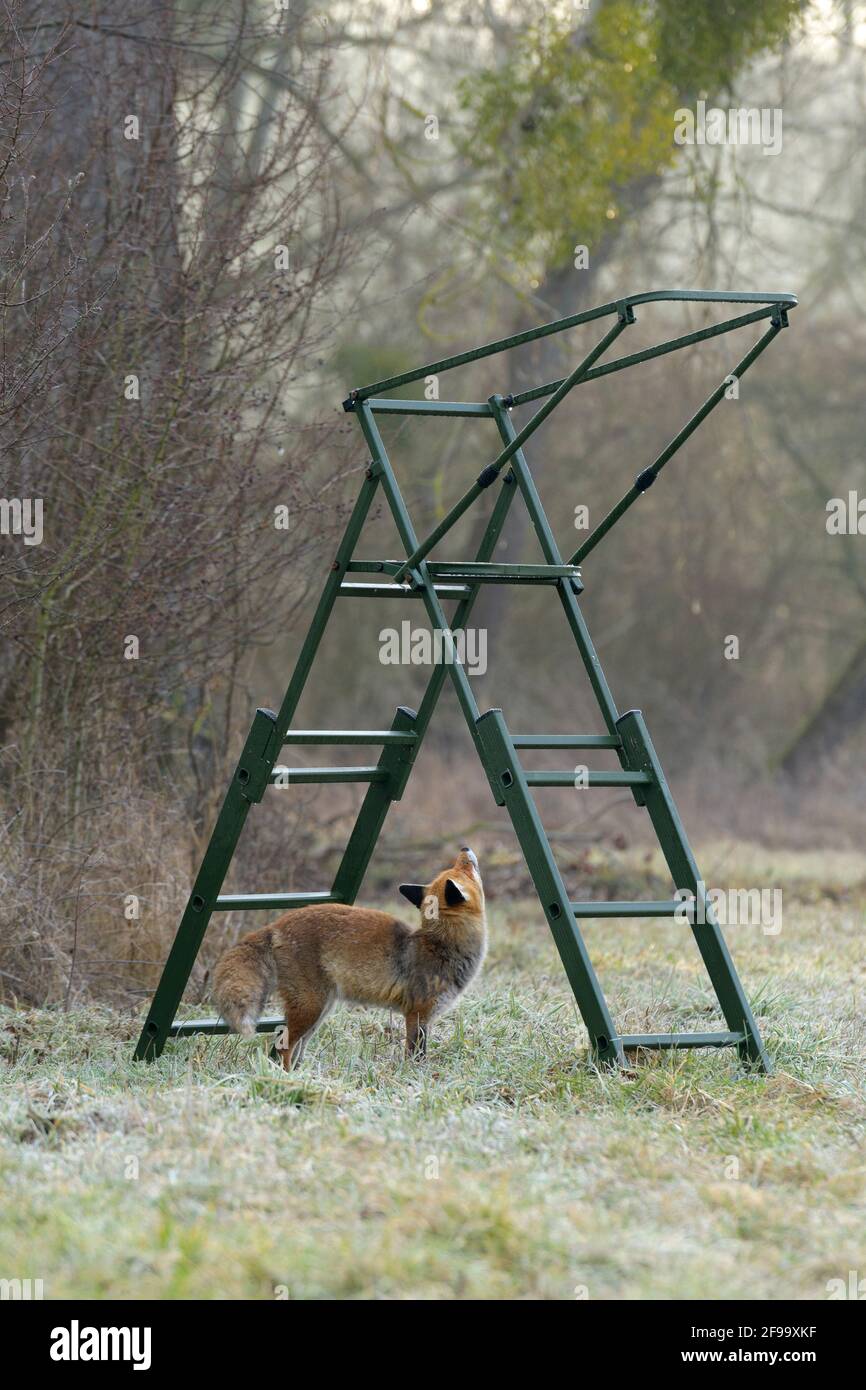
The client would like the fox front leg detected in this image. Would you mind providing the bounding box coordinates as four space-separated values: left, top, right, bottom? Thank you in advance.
404 1010 431 1059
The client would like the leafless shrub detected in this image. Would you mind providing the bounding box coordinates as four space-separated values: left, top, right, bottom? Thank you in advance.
0 1 356 1002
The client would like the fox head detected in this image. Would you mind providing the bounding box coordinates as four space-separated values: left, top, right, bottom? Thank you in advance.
399 846 484 923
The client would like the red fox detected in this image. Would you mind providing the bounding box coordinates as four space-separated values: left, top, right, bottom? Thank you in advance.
212 847 486 1067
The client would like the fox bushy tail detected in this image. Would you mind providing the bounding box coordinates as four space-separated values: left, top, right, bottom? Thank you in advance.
212 927 275 1037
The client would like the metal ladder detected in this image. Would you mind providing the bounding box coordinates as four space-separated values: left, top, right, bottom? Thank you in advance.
134 289 796 1072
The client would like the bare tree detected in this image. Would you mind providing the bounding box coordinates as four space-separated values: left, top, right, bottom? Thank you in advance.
0 0 354 1001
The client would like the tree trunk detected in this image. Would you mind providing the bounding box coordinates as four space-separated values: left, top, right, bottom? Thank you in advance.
778 635 866 778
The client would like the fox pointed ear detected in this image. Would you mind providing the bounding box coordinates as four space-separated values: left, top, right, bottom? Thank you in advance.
444 878 468 907
399 883 425 909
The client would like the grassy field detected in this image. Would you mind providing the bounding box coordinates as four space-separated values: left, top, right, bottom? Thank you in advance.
1 842 864 1301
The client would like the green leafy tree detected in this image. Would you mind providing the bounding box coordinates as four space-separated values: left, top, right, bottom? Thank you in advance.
457 0 805 280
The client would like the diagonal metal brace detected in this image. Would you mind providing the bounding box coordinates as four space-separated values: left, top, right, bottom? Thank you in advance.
569 315 786 567
392 309 634 584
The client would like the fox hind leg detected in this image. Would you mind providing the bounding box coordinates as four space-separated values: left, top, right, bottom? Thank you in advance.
276 996 327 1070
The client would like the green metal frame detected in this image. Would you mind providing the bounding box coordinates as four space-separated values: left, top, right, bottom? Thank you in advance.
134 288 796 1072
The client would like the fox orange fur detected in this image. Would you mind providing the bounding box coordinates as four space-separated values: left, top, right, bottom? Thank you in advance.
212 847 486 1067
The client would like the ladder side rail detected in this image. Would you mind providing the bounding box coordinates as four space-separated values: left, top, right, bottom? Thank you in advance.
476 708 622 1067
357 402 501 800
330 705 419 904
355 403 497 795
394 477 520 803
488 397 622 739
133 708 277 1060
133 472 380 1059
271 470 381 748
331 472 521 902
616 710 772 1072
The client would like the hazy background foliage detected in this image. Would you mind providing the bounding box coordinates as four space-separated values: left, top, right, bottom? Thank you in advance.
1 0 864 1007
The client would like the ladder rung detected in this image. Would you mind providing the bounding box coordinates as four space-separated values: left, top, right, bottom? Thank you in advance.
618 1032 744 1050
570 899 693 918
346 560 582 585
269 766 386 784
367 398 494 418
214 891 338 911
426 561 582 585
339 582 471 598
283 730 417 745
525 770 652 787
169 1016 284 1037
346 561 405 574
512 734 621 749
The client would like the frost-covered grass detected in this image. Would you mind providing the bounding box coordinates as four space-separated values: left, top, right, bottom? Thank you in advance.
1 844 864 1299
